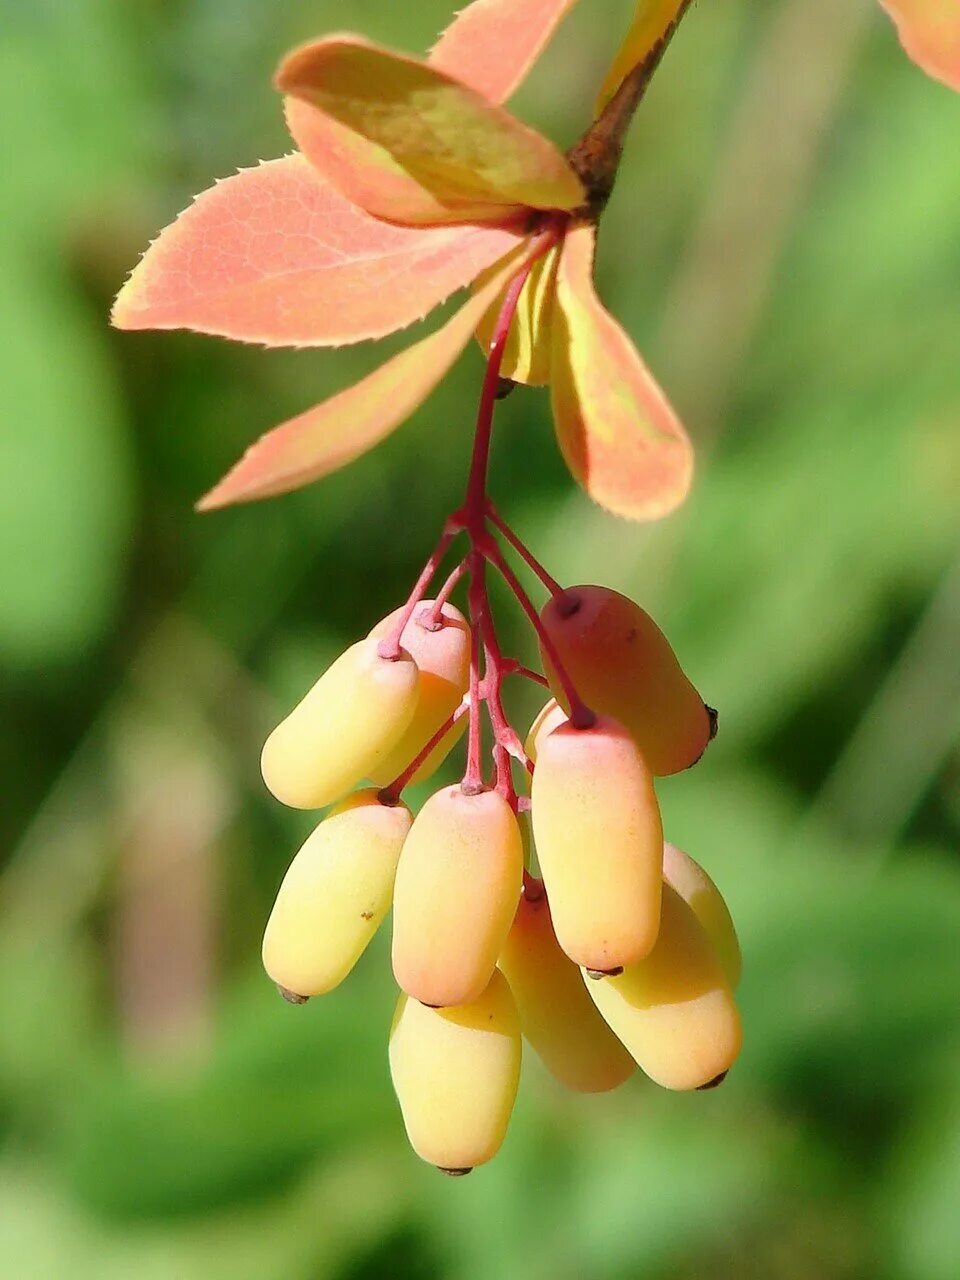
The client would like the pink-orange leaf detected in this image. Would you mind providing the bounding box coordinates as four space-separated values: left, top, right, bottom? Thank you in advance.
198 248 530 510
550 223 692 521
112 155 522 346
429 0 580 104
279 36 583 227
878 0 960 91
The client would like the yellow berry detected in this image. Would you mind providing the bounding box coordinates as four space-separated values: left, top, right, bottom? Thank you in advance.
367 600 470 787
392 786 523 1007
262 789 412 998
663 842 742 987
524 697 567 764
531 715 663 971
499 888 634 1092
389 969 522 1173
261 636 418 809
585 884 742 1090
540 585 712 776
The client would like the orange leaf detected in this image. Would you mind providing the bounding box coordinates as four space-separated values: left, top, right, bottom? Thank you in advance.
198 247 530 510
278 36 583 227
878 0 960 91
550 222 692 521
429 0 580 104
596 1 689 114
111 155 522 346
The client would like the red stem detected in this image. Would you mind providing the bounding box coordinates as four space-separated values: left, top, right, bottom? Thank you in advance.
486 502 563 596
482 538 595 729
377 523 459 661
426 558 468 626
462 554 487 794
379 697 470 805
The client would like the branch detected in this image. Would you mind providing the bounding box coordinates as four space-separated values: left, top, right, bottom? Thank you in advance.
567 0 696 217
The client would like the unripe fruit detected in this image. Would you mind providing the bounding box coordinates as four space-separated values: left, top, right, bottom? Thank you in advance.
392 787 523 1007
531 715 663 971
585 884 742 1090
524 698 567 764
499 888 634 1092
539 585 712 776
389 969 522 1172
367 600 470 786
663 842 742 988
261 636 418 809
262 789 412 999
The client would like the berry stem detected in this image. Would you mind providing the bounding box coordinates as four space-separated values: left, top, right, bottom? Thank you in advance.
482 539 596 729
462 554 487 795
379 696 470 806
426 558 468 625
486 502 563 596
377 522 459 661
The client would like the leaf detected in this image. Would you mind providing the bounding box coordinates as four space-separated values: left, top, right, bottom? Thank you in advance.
198 247 529 509
429 0 580 105
111 154 523 346
878 0 960 91
474 243 560 385
596 0 690 114
550 222 692 520
278 36 583 227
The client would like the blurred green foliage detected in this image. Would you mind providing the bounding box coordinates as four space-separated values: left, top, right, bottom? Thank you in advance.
1 1 960 1277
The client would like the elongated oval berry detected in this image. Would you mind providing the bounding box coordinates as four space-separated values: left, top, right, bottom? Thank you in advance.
262 789 412 999
261 635 418 809
524 697 567 765
367 600 470 787
392 786 523 1007
585 884 742 1090
663 842 742 988
499 887 634 1093
531 715 663 971
539 585 712 776
389 969 522 1173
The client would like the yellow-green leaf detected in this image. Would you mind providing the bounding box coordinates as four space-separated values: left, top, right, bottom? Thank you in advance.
197 247 529 510
550 222 692 520
430 0 580 105
879 0 960 91
278 36 583 227
474 244 560 386
596 0 689 115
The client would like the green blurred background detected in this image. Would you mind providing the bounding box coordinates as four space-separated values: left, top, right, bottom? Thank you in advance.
2 0 960 1275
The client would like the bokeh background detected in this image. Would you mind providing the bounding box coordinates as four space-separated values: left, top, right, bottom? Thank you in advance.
2 0 960 1276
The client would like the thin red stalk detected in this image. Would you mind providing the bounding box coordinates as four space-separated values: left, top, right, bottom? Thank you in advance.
486 503 563 596
492 742 517 808
482 538 595 729
462 554 486 795
378 697 470 805
460 228 560 532
426 558 468 626
504 663 550 689
480 616 529 768
377 523 458 661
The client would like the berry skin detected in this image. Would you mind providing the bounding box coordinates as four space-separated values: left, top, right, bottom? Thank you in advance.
663 842 742 988
524 697 567 764
262 789 412 999
367 600 470 786
584 884 742 1091
391 786 523 1008
499 887 635 1093
531 715 663 972
261 635 419 809
539 585 712 776
389 969 522 1173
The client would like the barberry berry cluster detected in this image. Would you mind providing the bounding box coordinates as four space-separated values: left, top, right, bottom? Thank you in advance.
260 547 741 1173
